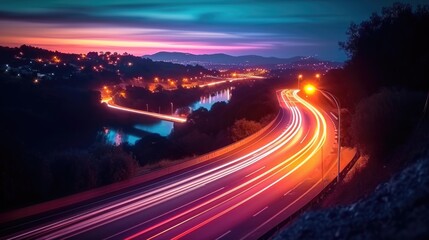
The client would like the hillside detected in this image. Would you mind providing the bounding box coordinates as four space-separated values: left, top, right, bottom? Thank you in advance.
275 152 429 239
0 45 216 88
143 51 342 69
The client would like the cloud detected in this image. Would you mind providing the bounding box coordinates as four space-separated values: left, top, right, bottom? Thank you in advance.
0 0 373 60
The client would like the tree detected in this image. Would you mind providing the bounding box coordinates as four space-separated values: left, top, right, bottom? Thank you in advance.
338 3 429 95
350 89 424 160
230 119 262 142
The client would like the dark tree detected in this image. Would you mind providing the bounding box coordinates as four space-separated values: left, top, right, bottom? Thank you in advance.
351 89 425 160
323 3 429 108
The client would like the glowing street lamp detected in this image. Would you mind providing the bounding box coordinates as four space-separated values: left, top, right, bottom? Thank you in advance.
298 74 303 89
315 73 320 79
303 84 341 182
303 84 316 95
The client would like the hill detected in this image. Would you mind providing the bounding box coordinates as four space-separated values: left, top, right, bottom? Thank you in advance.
143 52 342 69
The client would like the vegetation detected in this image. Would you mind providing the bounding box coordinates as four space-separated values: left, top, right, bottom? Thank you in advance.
351 89 425 160
320 3 429 159
0 142 136 211
323 3 429 109
230 119 263 142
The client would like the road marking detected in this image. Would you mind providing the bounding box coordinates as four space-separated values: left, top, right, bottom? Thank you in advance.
300 128 310 144
215 230 231 240
253 206 268 217
283 189 293 196
103 187 226 240
245 166 265 178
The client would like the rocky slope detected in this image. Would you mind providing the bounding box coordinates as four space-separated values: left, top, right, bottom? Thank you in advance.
275 154 429 239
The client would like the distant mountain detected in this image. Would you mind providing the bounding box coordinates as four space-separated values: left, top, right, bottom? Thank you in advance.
143 52 342 70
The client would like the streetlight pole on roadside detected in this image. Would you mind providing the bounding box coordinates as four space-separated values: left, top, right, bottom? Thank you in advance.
170 102 174 115
298 74 303 89
304 84 341 183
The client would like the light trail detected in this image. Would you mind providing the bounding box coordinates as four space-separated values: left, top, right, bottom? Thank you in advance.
106 101 187 123
135 90 327 240
8 90 302 239
4 88 339 240
199 74 262 87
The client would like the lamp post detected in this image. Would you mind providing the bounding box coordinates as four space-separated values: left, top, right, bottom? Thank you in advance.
298 74 303 89
304 84 341 182
170 102 174 115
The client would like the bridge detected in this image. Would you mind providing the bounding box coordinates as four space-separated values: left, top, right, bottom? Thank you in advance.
105 100 187 123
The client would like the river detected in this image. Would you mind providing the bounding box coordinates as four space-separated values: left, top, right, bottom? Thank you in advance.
103 88 232 145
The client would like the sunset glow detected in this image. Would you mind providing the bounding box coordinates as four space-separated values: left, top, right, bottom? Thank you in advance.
2 1 422 59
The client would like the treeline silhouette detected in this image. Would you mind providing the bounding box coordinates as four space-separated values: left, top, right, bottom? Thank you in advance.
318 3 429 162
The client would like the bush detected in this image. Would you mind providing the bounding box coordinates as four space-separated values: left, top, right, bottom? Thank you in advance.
230 119 263 142
351 89 425 160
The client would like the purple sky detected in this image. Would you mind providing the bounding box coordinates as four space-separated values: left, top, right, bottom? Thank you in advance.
0 0 426 61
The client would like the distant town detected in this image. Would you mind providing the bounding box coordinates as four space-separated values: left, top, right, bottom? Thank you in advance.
0 45 340 93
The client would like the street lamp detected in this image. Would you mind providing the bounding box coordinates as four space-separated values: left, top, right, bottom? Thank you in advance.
303 84 341 183
170 102 174 115
315 73 321 80
298 74 303 89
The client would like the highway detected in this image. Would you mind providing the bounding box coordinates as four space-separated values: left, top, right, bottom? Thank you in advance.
1 89 346 240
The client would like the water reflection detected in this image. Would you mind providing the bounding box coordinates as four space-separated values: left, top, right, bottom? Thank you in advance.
103 88 232 145
103 128 140 146
191 88 231 111
134 121 173 137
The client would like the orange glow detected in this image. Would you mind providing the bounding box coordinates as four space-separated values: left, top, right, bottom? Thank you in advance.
315 73 320 78
100 97 112 103
303 84 316 95
52 56 61 63
298 74 303 79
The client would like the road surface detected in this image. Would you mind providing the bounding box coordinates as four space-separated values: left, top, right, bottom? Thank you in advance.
1 89 346 239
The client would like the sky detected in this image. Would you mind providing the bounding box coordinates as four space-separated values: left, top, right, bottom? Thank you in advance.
0 0 426 61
